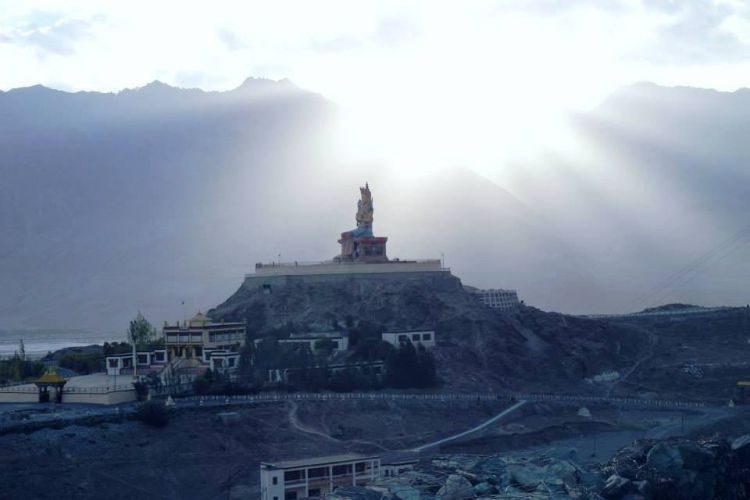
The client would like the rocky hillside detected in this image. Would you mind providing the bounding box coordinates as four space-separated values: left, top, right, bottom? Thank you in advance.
325 435 750 499
209 272 649 392
606 307 750 401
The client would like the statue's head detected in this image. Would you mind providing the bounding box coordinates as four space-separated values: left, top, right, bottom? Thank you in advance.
360 182 371 203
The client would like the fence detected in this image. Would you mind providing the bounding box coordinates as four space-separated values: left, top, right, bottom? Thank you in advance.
173 391 709 409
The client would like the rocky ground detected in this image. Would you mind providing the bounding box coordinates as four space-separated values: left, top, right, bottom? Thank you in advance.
0 399 515 499
607 307 750 402
1 398 745 499
327 433 750 499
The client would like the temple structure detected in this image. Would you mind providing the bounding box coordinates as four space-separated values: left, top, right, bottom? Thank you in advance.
335 183 388 263
244 183 446 287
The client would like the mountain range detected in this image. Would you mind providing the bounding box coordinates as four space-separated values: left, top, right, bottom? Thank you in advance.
0 79 748 332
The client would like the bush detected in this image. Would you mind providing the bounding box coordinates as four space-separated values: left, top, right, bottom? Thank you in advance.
134 401 170 428
58 353 100 374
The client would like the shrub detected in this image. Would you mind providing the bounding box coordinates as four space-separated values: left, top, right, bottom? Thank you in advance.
134 401 170 428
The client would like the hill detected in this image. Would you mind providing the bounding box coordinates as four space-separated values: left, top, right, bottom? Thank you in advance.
209 270 649 392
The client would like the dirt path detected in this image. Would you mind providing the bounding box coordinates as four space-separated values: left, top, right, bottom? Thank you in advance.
607 327 657 398
408 400 527 453
287 401 391 451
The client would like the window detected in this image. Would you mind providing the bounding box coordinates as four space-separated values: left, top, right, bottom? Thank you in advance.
308 467 328 479
412 334 420 341
272 476 278 485
422 334 431 341
332 464 351 476
284 470 304 482
108 359 118 368
355 462 366 473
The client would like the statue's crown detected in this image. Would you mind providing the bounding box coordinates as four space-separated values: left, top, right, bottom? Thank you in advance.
360 182 370 197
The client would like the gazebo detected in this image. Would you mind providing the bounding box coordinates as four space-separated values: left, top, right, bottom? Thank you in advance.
34 370 67 403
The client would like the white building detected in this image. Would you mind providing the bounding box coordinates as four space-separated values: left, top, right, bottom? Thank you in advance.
106 350 167 376
267 361 384 384
255 332 349 353
260 454 381 500
382 459 419 477
473 288 520 310
381 330 435 349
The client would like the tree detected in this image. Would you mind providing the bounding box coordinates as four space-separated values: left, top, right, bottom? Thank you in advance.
17 339 25 361
127 311 157 348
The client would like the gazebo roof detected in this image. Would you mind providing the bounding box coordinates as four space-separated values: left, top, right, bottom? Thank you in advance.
35 370 67 385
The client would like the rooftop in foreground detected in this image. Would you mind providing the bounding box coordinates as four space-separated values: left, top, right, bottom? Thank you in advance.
261 453 379 469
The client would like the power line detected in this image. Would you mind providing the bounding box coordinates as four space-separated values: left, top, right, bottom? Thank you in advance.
629 222 750 312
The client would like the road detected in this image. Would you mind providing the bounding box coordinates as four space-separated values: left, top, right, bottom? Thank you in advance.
409 399 527 452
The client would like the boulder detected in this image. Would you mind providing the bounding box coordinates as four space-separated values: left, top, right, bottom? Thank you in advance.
601 474 632 498
472 482 496 496
646 442 684 477
389 485 420 500
326 486 387 500
731 434 750 464
508 463 547 490
731 434 750 452
544 459 580 486
676 443 714 470
436 474 474 500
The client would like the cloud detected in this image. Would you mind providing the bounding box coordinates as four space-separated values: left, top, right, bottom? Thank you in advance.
645 2 750 64
0 15 98 56
216 28 246 51
376 17 418 47
309 35 364 53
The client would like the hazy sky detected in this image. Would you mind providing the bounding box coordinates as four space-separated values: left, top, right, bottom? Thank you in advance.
2 0 749 173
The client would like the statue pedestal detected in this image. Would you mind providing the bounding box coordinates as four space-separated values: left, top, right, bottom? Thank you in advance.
336 234 388 263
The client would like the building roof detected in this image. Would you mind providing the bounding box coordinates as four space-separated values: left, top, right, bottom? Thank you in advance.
190 311 210 323
35 371 66 384
261 453 380 470
382 329 434 334
286 332 347 340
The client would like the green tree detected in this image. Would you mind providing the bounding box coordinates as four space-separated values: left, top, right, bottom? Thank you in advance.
127 311 157 348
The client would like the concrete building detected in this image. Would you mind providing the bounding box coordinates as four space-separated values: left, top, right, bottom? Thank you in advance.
267 361 385 384
260 454 381 499
381 330 436 349
254 332 349 353
163 312 245 368
472 288 520 310
382 459 419 477
106 349 167 376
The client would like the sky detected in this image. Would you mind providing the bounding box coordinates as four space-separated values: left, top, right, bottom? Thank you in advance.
1 0 750 178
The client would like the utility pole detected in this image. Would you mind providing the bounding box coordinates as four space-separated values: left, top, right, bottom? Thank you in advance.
132 339 137 378
681 413 685 435
591 431 597 457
